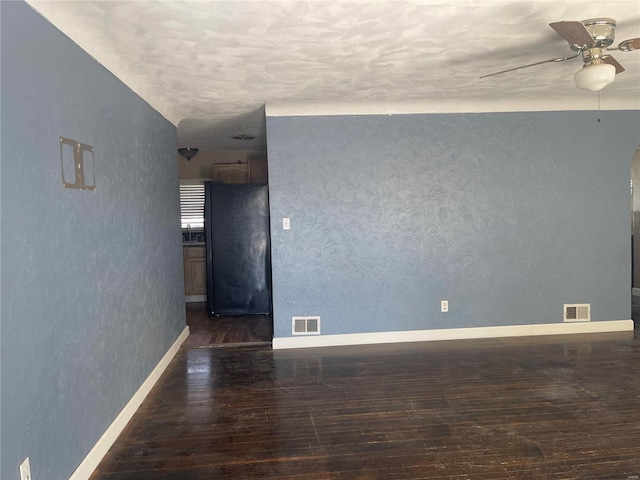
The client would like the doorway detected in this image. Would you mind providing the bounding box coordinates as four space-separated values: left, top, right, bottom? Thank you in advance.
631 147 640 291
630 147 640 325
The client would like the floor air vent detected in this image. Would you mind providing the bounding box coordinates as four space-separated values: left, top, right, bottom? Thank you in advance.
564 304 590 322
292 316 321 335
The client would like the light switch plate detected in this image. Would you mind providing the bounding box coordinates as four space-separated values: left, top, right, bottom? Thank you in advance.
283 218 290 230
19 457 31 480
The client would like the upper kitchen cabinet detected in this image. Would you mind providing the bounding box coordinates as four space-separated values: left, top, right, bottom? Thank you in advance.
178 150 267 184
212 163 250 184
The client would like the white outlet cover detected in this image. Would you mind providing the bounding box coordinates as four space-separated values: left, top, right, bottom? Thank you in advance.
283 218 290 230
441 300 449 312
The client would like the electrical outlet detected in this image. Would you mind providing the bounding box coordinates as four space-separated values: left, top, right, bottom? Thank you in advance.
19 457 31 480
441 300 449 313
282 217 290 230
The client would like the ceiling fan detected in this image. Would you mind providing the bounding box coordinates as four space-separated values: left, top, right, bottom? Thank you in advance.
481 18 640 91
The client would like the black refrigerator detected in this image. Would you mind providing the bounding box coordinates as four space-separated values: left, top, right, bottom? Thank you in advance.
204 182 272 316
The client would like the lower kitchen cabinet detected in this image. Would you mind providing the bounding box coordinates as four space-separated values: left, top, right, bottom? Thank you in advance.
183 246 206 297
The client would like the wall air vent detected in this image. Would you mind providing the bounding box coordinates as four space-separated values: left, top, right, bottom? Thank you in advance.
564 304 591 322
292 316 321 335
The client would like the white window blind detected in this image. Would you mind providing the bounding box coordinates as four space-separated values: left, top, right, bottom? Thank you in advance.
180 182 205 229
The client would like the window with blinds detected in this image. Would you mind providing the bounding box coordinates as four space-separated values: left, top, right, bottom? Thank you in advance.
180 182 205 229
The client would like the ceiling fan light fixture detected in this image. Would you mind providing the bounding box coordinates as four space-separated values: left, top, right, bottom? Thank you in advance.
574 62 616 91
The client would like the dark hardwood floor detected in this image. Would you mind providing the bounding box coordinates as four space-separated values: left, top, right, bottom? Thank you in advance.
91 318 640 479
183 302 272 346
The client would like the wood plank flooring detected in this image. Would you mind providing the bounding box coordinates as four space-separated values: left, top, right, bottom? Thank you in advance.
183 303 272 346
91 325 640 479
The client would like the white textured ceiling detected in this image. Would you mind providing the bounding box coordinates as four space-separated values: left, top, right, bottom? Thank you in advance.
27 0 640 152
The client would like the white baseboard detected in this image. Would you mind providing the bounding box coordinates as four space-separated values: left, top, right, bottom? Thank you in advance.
69 326 190 480
272 320 634 350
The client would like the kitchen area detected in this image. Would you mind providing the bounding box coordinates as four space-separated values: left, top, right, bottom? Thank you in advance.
179 149 272 345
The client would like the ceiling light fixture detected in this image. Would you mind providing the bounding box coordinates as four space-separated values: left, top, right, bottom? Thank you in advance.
574 61 616 91
178 147 199 161
573 45 617 92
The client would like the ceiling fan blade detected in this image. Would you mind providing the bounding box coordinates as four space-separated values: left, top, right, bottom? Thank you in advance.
602 55 625 74
479 53 580 79
549 21 595 47
615 37 640 52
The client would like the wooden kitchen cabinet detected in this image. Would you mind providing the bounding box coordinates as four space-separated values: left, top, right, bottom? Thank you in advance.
183 246 207 297
212 163 250 183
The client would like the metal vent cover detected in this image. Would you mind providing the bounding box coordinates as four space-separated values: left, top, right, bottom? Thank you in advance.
564 304 591 322
292 316 321 335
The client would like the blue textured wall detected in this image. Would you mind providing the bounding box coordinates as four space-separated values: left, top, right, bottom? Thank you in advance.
267 111 640 339
1 3 185 478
